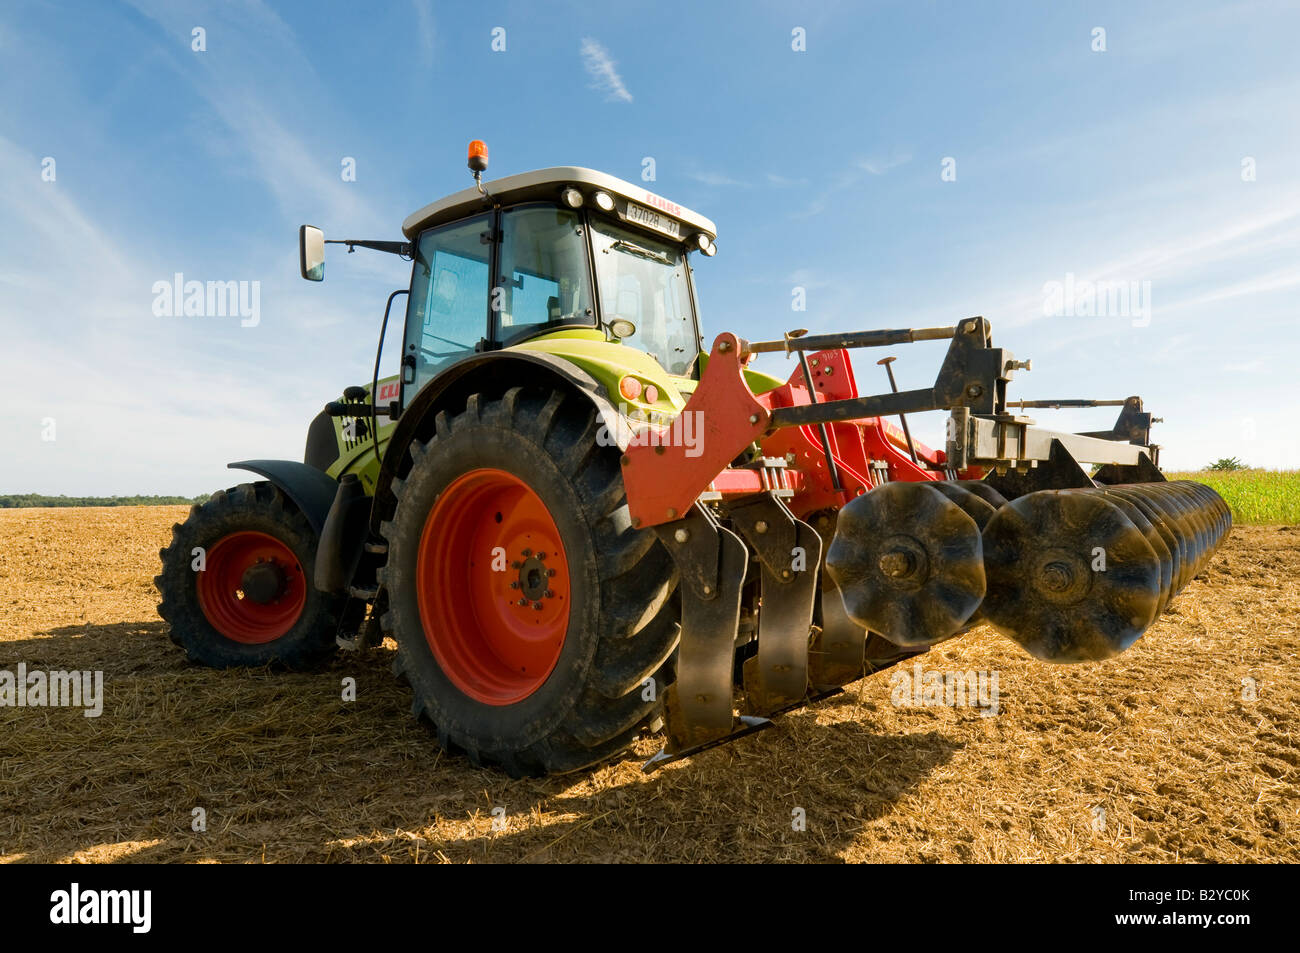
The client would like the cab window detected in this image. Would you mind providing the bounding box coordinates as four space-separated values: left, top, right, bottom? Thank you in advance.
404 214 492 392
493 205 593 344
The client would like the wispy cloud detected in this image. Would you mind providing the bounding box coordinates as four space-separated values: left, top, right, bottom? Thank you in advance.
689 170 748 187
580 37 632 103
412 0 435 68
124 0 386 235
766 172 810 187
858 153 912 175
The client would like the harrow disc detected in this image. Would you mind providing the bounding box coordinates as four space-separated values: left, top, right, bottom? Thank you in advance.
928 481 999 529
981 490 1161 662
1096 489 1173 615
1107 487 1187 595
952 480 1009 509
826 481 986 648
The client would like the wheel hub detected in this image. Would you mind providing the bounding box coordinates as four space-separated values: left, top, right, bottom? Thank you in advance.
515 552 554 604
241 559 288 604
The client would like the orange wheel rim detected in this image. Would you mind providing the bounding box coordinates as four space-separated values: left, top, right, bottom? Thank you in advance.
195 531 307 644
416 468 570 705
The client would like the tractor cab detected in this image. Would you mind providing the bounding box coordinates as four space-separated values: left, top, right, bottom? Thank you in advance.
395 148 718 397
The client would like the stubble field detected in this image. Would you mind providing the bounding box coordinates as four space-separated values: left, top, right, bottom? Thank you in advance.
1 506 1296 863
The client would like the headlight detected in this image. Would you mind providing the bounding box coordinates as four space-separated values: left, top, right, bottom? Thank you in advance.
609 317 636 339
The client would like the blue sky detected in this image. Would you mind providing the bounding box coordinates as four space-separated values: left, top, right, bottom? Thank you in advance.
2 0 1298 495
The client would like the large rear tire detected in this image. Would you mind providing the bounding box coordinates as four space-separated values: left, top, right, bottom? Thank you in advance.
380 387 679 776
156 482 345 669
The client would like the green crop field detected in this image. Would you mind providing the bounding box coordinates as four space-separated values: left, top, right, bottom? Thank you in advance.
1165 470 1300 525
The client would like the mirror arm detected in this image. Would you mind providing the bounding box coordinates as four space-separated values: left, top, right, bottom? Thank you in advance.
325 239 412 259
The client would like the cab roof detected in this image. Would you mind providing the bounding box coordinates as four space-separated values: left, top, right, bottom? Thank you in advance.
401 166 717 242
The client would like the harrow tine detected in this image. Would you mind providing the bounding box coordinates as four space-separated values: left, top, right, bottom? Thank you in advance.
809 578 869 690
728 494 823 715
641 715 772 773
650 503 750 755
805 512 870 691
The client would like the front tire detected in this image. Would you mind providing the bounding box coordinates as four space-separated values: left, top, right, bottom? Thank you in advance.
156 481 345 669
380 387 679 776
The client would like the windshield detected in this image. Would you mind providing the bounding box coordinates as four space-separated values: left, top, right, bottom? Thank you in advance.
589 219 699 376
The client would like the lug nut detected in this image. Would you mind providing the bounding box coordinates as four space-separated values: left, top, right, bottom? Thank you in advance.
522 548 532 557
544 589 554 598
509 581 519 589
533 601 543 610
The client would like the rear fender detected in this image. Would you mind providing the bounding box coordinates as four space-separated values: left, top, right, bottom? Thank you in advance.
227 459 339 535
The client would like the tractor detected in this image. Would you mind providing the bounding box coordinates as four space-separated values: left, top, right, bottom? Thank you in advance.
156 141 1230 776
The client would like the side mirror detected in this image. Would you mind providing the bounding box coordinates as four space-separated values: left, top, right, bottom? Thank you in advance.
299 225 325 281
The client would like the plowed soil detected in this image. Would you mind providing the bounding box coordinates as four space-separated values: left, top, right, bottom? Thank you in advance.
1 507 1295 863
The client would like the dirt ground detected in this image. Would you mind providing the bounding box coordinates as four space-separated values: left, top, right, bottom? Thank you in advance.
0 506 1295 863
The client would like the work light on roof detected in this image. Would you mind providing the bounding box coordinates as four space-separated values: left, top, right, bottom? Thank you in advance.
561 187 583 208
695 233 717 256
592 190 616 212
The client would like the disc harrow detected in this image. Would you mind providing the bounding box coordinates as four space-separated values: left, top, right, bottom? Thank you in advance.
980 481 1230 661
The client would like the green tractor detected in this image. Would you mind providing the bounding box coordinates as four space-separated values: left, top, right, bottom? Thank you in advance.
156 142 1231 777
158 143 726 774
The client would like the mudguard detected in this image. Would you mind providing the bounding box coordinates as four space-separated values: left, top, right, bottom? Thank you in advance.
228 459 339 535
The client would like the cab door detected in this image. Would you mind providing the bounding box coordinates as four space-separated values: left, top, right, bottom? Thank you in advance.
401 213 494 398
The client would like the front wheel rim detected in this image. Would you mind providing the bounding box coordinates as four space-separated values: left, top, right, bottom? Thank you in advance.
416 468 571 705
